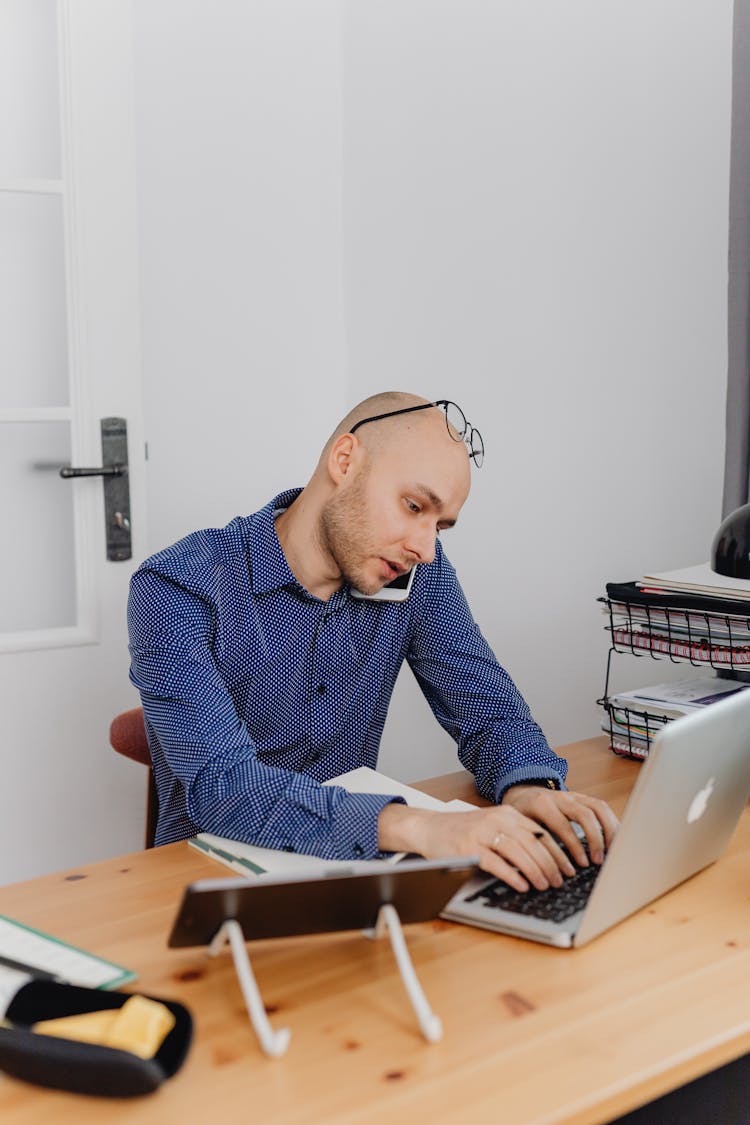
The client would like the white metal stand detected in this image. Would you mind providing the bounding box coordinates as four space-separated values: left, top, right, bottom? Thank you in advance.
363 903 443 1044
209 903 442 1058
209 919 291 1058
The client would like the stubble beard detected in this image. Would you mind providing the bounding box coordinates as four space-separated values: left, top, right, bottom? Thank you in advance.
319 472 381 595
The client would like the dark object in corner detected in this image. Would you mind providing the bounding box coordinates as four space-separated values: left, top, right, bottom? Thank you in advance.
712 503 750 579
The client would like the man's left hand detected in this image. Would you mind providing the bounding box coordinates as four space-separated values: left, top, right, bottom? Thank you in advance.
501 785 619 868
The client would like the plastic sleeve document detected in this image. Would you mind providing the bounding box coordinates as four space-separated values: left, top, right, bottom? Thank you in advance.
0 914 135 1015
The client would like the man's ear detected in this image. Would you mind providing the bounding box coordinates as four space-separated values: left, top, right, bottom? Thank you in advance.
327 433 359 484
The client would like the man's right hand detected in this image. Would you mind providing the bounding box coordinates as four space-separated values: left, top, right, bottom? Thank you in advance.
378 802 584 893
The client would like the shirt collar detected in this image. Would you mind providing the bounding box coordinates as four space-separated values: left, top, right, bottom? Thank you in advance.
246 488 304 595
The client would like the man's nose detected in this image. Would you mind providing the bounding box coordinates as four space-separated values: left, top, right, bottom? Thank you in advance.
405 524 437 566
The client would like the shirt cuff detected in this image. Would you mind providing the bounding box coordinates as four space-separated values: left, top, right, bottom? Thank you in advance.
330 792 407 859
494 767 567 804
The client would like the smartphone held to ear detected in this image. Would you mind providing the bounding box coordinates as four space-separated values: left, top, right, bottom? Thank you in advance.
350 567 416 602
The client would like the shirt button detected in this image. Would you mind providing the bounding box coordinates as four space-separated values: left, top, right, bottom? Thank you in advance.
317 683 326 694
353 843 364 857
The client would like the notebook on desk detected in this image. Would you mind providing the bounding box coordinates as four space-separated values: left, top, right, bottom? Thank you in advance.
442 688 750 947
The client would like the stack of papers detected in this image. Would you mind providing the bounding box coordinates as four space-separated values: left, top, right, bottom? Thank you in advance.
638 563 750 601
190 766 475 877
602 677 750 759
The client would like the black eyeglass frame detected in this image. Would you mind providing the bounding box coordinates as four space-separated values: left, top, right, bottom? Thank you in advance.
349 400 484 466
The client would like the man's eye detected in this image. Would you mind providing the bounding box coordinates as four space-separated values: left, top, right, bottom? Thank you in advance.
405 499 421 513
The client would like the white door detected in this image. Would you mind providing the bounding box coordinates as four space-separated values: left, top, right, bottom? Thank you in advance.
0 0 148 883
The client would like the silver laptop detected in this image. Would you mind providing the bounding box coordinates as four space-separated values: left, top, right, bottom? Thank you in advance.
442 687 750 947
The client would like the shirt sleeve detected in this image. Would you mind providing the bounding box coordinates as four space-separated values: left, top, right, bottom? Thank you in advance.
405 545 568 802
128 567 402 859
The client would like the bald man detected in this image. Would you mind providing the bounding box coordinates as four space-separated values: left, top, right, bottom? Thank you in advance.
128 393 616 893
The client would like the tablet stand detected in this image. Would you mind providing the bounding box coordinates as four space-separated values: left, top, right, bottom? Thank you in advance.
209 919 291 1058
364 903 443 1043
209 903 442 1058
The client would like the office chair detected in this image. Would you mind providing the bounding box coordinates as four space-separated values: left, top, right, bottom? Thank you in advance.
109 707 158 849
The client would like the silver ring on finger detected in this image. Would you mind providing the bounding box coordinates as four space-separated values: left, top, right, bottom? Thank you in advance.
491 832 506 852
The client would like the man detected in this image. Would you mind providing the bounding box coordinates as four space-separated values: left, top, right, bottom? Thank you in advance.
129 392 617 893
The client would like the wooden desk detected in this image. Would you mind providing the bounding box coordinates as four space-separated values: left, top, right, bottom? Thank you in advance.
1 737 749 1124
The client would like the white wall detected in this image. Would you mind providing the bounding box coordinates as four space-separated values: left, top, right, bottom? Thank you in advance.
133 0 348 550
133 1 732 784
342 0 732 779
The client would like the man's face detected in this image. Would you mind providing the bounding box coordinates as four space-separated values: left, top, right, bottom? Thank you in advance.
320 414 471 594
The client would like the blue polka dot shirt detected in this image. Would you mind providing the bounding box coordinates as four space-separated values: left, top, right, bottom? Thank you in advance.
128 489 567 857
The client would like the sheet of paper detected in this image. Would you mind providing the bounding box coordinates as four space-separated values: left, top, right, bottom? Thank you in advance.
324 765 475 811
191 835 360 877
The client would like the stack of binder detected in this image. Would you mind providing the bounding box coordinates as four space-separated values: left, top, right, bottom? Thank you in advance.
600 677 750 760
598 563 750 759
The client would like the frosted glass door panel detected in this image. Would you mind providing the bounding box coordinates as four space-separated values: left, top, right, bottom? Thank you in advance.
0 193 69 406
1 422 76 632
0 0 61 179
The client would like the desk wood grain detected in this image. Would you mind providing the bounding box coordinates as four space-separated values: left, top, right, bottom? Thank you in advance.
1 738 749 1124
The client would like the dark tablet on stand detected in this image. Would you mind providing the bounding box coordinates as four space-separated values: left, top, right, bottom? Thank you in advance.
168 858 477 947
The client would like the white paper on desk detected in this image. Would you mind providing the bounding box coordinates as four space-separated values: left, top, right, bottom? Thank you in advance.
325 766 476 812
190 766 475 878
191 834 365 878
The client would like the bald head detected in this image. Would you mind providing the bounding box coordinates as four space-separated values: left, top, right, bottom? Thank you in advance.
319 391 467 470
333 391 430 436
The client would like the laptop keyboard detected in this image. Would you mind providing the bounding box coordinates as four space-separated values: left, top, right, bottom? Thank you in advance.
463 843 600 924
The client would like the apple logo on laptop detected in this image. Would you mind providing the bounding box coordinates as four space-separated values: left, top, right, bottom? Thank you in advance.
687 777 715 823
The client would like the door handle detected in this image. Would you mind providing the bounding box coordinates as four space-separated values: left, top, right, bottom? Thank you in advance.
58 417 132 561
59 465 124 478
